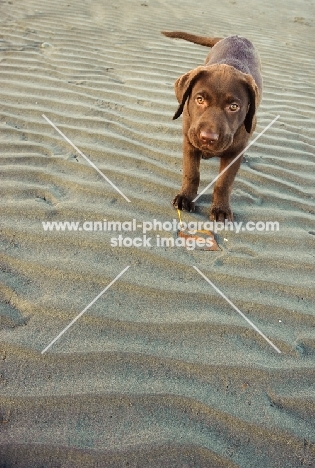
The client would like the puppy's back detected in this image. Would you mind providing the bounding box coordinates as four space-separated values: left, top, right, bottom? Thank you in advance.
205 36 261 88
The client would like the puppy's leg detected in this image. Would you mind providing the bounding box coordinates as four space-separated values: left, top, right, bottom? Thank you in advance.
173 137 201 212
210 154 243 222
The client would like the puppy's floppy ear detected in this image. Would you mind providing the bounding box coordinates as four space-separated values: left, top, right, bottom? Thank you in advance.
243 74 260 133
173 66 208 120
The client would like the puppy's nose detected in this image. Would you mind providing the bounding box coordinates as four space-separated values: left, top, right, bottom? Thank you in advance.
200 130 219 144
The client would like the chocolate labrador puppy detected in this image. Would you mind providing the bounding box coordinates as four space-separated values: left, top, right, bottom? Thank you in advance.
162 31 262 221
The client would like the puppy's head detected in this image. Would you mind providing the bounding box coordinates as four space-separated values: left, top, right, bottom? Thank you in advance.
173 64 259 155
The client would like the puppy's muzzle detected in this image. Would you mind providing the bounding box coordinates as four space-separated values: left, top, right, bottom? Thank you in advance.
199 130 220 157
199 130 219 145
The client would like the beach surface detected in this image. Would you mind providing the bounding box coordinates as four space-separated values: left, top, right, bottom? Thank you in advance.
0 0 315 466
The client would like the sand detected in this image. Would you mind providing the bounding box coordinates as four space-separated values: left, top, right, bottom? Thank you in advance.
0 0 315 466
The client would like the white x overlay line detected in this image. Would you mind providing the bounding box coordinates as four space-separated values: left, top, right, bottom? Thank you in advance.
193 115 280 202
41 266 130 354
42 114 131 202
193 266 281 353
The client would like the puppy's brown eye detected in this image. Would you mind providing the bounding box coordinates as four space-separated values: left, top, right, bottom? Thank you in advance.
229 103 239 111
196 96 204 104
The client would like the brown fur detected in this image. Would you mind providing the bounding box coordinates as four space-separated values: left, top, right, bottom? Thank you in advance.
162 31 262 221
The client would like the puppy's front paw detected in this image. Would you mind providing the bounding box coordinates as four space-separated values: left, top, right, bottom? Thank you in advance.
172 194 195 212
210 205 233 222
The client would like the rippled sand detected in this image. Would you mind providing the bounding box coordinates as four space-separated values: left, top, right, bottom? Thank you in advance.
1 0 315 466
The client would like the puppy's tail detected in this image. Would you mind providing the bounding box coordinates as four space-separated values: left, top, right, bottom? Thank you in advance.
161 31 223 47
